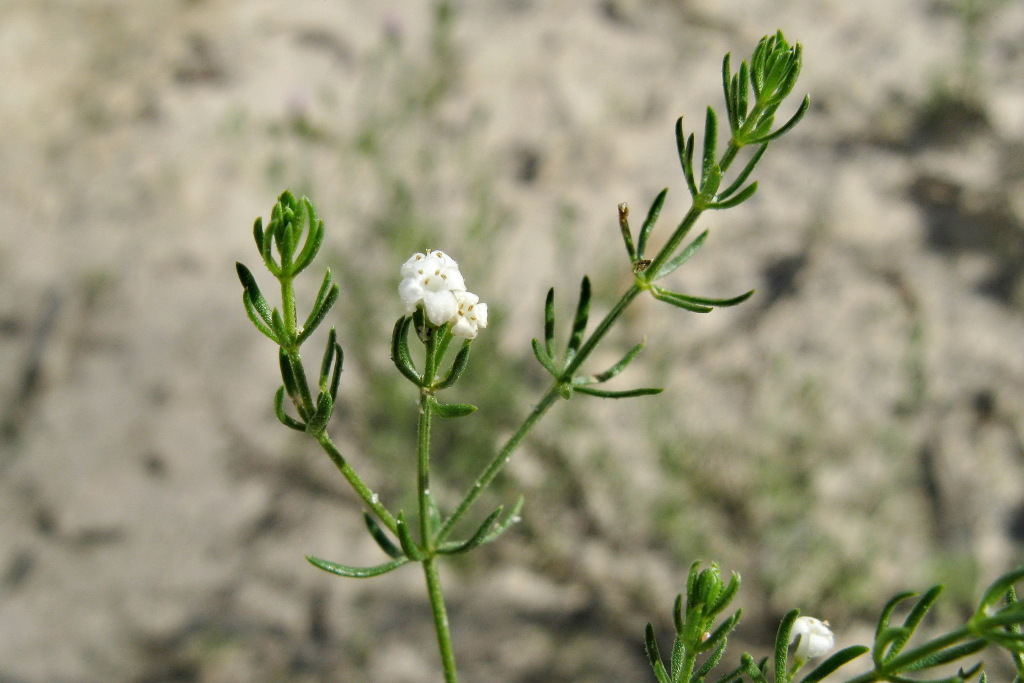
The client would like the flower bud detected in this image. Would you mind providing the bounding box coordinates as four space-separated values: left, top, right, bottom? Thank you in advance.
790 616 834 660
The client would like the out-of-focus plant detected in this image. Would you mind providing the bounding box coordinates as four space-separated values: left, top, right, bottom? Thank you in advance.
645 563 1024 682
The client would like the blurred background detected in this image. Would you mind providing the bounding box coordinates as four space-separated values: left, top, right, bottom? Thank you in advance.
2 0 1023 681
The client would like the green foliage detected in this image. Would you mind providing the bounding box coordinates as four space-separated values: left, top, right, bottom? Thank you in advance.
234 28 1024 683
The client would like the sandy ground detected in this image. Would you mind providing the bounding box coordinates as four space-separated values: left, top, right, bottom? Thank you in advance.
2 0 1024 681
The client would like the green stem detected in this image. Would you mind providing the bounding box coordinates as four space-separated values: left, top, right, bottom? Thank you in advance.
437 383 560 544
280 276 298 337
718 140 742 174
315 432 399 535
279 277 315 413
644 206 704 283
678 649 698 683
424 556 459 683
417 332 459 681
563 283 643 377
418 389 434 549
438 282 645 543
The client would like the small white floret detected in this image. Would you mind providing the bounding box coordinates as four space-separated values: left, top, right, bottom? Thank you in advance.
790 616 834 660
399 249 487 336
450 291 488 339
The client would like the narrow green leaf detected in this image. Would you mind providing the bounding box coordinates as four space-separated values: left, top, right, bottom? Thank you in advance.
877 591 918 640
669 632 686 681
701 107 718 189
275 211 297 270
903 585 943 631
875 626 912 667
425 490 442 538
298 279 339 344
390 316 421 384
660 289 755 308
242 291 281 344
306 554 409 578
686 562 701 599
986 629 1024 644
775 609 800 682
438 505 504 555
260 222 279 274
645 624 671 683
907 639 985 671
702 610 742 654
798 646 870 683
650 289 713 313
271 307 289 344
363 512 402 559
618 202 637 261
543 287 556 358
574 385 662 399
319 328 338 389
675 116 689 182
531 338 558 375
718 144 768 200
434 324 455 362
329 341 343 401
396 513 424 561
696 637 728 679
708 182 758 210
638 188 668 260
278 349 308 419
750 95 810 144
710 662 747 683
273 386 306 431
684 133 698 197
702 163 723 199
979 566 1024 614
432 402 477 418
252 217 265 252
673 592 685 634
435 340 472 390
883 583 943 663
293 209 325 274
236 263 274 325
592 340 645 383
711 571 741 617
481 495 524 544
565 276 591 361
722 52 737 130
651 230 709 281
306 391 333 434
727 73 742 133
740 653 770 683
746 116 775 145
737 61 750 123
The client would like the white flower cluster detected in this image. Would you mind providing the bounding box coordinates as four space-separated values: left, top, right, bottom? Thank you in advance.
789 616 834 660
399 250 488 339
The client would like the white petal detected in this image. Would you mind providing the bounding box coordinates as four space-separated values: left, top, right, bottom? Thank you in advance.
400 252 425 278
471 302 487 328
790 617 833 659
450 316 477 339
399 278 424 312
423 290 457 325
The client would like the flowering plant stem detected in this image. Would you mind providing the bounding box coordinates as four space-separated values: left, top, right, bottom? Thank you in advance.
237 32 874 682
417 327 460 682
